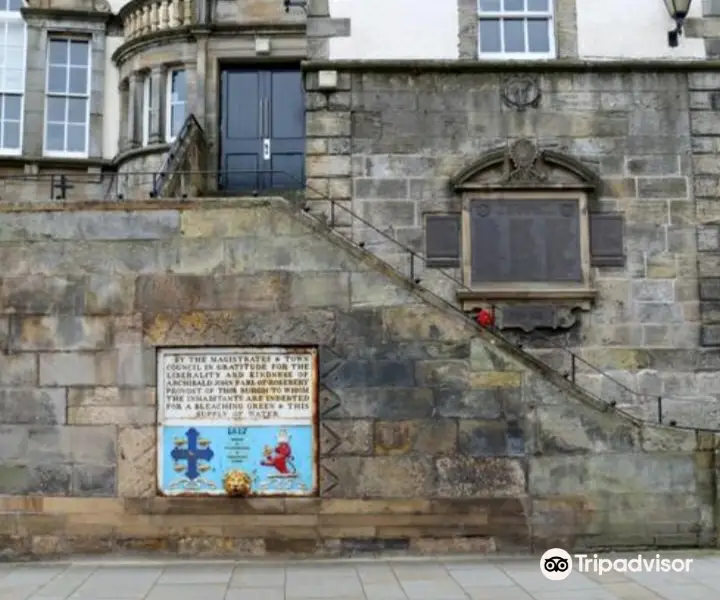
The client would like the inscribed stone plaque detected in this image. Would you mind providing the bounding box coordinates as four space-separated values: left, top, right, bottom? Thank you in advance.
157 347 318 496
470 199 582 284
589 213 625 267
425 214 461 267
501 305 557 332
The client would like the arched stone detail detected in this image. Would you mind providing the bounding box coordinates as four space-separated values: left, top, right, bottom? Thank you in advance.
446 139 609 329
450 139 601 195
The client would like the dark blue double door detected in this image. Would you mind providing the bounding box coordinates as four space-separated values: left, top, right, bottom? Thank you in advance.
219 67 305 192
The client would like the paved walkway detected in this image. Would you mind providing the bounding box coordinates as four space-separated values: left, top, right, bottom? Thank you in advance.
1 552 719 600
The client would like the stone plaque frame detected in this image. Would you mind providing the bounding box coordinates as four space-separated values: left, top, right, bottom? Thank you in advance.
156 346 319 497
460 190 593 305
450 140 600 312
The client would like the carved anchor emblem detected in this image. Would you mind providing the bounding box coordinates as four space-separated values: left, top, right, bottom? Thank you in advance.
502 76 541 111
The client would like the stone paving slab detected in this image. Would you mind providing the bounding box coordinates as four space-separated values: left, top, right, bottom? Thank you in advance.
1 552 719 600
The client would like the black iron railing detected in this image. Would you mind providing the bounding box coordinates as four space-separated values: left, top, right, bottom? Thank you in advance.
151 114 205 198
0 166 716 433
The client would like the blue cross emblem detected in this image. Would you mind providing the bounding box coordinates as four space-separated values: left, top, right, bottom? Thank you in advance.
170 427 214 480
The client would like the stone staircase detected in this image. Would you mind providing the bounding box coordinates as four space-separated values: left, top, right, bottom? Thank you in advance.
150 114 208 199
295 192 710 434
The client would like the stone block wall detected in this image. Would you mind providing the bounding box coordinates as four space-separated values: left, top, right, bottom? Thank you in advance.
0 196 714 558
691 72 720 350
304 64 720 428
0 166 108 204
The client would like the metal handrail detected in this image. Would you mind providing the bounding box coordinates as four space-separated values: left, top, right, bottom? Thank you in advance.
0 166 716 433
151 114 204 198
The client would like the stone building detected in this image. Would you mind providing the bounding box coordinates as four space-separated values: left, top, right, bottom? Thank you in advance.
1 0 720 557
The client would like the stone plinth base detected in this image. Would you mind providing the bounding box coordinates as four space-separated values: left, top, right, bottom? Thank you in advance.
0 496 527 560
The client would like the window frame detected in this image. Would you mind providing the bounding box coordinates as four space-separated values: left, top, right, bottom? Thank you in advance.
477 0 556 60
142 73 152 146
165 68 186 143
459 190 594 307
0 0 27 156
42 36 92 159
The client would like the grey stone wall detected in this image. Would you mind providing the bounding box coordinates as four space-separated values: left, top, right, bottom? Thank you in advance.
304 66 720 427
0 197 713 557
690 0 720 56
114 148 166 199
691 72 720 349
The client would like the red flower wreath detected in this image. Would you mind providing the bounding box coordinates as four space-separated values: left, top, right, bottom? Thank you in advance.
475 309 495 328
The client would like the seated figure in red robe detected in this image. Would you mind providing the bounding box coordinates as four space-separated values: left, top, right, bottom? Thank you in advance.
261 430 295 476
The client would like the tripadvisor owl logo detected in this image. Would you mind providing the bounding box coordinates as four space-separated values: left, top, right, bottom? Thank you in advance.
540 548 573 581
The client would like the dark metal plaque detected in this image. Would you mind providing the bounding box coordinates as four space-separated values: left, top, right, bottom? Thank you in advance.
425 214 461 268
470 199 582 284
501 305 557 332
589 212 625 267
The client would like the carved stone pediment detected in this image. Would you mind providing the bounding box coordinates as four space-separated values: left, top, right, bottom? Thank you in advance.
451 141 603 322
450 139 600 194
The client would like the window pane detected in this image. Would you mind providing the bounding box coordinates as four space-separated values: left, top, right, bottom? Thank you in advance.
2 121 19 149
66 124 85 152
527 18 550 52
171 70 186 101
45 123 65 151
3 94 20 120
3 67 23 91
4 50 22 72
8 0 23 10
68 67 87 94
478 0 501 10
479 19 501 53
47 66 67 93
48 40 68 65
503 19 525 52
46 96 65 122
527 0 548 10
67 97 86 123
171 103 185 136
503 0 524 10
69 41 89 66
6 22 24 47
145 77 153 109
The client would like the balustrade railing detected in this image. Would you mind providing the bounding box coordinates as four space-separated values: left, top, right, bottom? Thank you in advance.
121 0 195 41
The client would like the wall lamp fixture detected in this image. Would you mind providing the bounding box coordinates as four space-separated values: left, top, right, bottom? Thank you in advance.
664 0 693 47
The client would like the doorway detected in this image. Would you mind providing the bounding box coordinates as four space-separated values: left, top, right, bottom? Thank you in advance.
219 66 305 192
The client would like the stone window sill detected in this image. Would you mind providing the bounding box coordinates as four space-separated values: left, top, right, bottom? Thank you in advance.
457 287 596 311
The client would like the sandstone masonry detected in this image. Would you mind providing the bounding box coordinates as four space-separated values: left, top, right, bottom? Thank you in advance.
304 63 720 429
0 197 714 558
